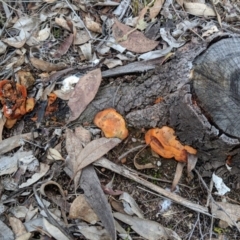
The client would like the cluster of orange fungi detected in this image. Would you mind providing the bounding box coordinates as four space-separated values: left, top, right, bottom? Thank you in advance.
0 80 35 128
94 108 197 162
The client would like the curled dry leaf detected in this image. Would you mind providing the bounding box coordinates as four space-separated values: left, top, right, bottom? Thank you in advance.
119 192 144 218
94 108 128 140
184 2 216 17
145 127 197 162
68 68 102 122
112 19 158 53
30 57 66 72
69 195 98 223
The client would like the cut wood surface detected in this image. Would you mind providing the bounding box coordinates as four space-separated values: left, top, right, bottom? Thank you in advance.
80 39 240 180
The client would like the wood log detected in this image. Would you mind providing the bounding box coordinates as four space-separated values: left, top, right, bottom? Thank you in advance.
79 38 240 182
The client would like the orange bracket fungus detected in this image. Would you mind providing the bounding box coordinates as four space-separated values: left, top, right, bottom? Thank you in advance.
0 80 35 128
94 108 128 140
145 126 197 162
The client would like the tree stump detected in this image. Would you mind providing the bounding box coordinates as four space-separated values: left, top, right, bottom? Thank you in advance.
79 38 240 183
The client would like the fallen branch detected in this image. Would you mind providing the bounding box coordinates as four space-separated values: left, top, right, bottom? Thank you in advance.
94 158 212 217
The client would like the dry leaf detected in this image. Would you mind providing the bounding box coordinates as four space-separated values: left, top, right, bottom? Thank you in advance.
47 148 64 161
184 2 216 17
119 192 144 218
53 34 74 58
42 218 69 240
17 71 35 89
113 212 181 240
149 0 164 19
68 68 102 122
44 0 57 3
74 30 90 45
112 19 158 53
55 17 71 31
19 163 50 188
65 128 83 189
78 225 110 240
0 220 14 240
30 57 66 72
9 217 28 238
37 26 50 41
0 115 6 141
85 16 102 33
75 126 91 144
80 166 116 240
171 162 185 191
76 137 121 171
211 202 240 227
187 153 198 173
69 195 98 223
53 89 73 100
0 41 7 54
3 30 26 48
0 132 32 154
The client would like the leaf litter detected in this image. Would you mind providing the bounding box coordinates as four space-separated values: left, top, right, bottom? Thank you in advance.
0 0 239 239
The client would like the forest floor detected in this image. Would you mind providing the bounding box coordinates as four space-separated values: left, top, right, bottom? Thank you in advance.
0 0 240 239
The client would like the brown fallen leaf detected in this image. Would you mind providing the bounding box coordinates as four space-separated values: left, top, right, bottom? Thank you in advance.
55 17 71 31
76 137 121 171
149 0 164 19
171 162 185 191
113 212 181 240
80 165 116 240
184 2 216 17
17 71 35 88
68 68 102 122
69 195 98 223
211 202 240 228
30 57 66 72
9 217 29 238
85 16 102 33
66 128 83 189
112 19 158 53
53 34 74 58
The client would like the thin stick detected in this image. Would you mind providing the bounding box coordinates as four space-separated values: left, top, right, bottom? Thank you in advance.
94 158 212 216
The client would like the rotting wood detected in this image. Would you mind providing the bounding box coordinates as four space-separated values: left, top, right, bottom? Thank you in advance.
94 158 213 217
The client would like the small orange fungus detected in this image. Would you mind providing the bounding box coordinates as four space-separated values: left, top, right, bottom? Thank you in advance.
94 108 128 140
145 127 197 162
0 80 35 128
